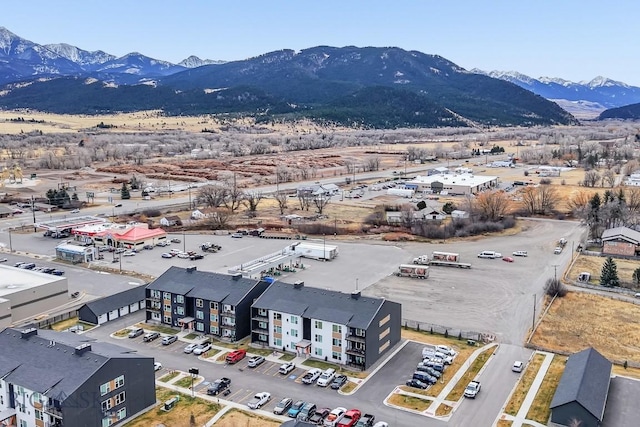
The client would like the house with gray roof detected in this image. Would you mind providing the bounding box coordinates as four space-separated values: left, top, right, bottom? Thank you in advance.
0 327 155 427
550 347 612 427
601 226 640 256
251 281 401 370
78 285 146 325
146 266 270 341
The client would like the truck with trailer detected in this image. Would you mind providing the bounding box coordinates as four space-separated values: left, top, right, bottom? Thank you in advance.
397 264 429 279
413 251 472 269
289 241 338 261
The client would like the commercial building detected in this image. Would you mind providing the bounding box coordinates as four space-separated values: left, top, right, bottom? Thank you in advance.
601 226 640 257
145 266 270 341
72 222 168 250
0 327 155 427
79 285 146 325
0 266 69 328
406 173 499 195
250 281 402 370
55 242 97 263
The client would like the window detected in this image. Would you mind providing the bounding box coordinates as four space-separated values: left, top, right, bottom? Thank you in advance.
314 320 323 329
196 322 204 331
314 334 323 343
314 348 323 356
150 290 160 298
163 292 171 300
210 314 218 322
196 310 204 320
291 329 298 337
379 314 391 327
163 315 172 323
100 382 111 396
258 321 268 329
176 295 184 304
115 375 124 389
275 338 282 347
210 301 218 310
332 325 342 333
115 391 125 405
101 417 113 427
117 408 126 420
274 325 282 334
332 338 342 347
177 306 184 315
163 304 171 312
196 299 203 308
32 392 42 404
273 312 281 320
101 399 112 412
210 326 219 334
258 308 267 316
332 351 342 361
35 410 43 421
258 334 268 341
290 316 298 324
20 421 27 427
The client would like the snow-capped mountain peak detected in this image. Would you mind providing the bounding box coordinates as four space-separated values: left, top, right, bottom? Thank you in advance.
178 55 224 68
581 75 629 89
44 43 115 66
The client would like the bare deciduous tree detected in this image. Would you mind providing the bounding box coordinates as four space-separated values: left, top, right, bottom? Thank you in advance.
274 191 289 215
567 191 591 214
197 184 227 208
475 190 510 221
243 190 264 214
601 169 616 187
520 185 560 215
205 208 231 229
583 170 600 187
313 195 331 214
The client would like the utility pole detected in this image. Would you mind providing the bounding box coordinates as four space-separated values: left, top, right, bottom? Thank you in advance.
552 265 559 281
31 195 37 232
532 294 536 331
8 228 12 253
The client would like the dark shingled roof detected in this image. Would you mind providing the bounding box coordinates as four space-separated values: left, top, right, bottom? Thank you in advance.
0 327 150 400
550 347 612 421
147 266 263 305
252 281 384 329
81 285 146 316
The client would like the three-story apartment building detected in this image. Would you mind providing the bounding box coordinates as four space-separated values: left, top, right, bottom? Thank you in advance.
146 266 270 341
0 327 155 427
251 281 401 370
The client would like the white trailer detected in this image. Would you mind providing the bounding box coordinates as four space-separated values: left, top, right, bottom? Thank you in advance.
412 251 472 269
289 241 338 261
396 264 429 279
387 188 414 198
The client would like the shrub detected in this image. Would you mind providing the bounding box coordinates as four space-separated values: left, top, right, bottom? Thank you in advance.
544 278 567 297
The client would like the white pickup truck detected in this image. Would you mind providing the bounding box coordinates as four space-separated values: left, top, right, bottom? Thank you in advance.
464 381 481 398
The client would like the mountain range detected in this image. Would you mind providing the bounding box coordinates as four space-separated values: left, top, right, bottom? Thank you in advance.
0 26 632 127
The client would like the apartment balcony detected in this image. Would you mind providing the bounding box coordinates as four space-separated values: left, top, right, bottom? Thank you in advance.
221 310 236 317
44 420 63 427
345 347 366 356
252 326 269 335
44 404 63 419
345 333 366 343
146 302 162 312
252 314 269 322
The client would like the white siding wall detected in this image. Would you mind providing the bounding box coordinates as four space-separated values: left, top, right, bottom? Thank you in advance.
282 313 303 352
310 319 332 360
97 313 109 324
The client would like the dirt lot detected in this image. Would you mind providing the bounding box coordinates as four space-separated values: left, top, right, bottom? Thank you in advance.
531 292 640 364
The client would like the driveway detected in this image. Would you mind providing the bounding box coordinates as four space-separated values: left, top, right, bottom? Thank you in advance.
602 376 640 427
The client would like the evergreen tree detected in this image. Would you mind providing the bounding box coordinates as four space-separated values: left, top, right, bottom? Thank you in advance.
600 257 620 288
121 182 131 200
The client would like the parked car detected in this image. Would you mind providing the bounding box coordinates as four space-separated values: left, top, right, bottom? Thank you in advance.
336 408 362 427
207 377 231 395
302 368 322 385
128 327 144 338
183 343 198 354
115 248 125 254
309 407 331 424
230 232 244 238
554 246 563 254
406 378 428 389
156 241 169 247
372 422 389 427
330 374 348 390
154 361 162 371
512 250 528 257
189 254 204 260
0 258 7 263
273 397 293 415
19 263 36 270
114 203 123 208
247 355 265 368
170 238 181 243
49 269 65 276
477 251 501 259
225 349 246 364
502 256 514 263
435 345 456 356
161 253 173 258
316 368 336 387
354 414 375 427
288 400 306 418
512 361 524 373
143 244 154 250
143 332 160 342
162 335 178 345
247 392 271 409
297 402 317 422
279 361 295 375
71 209 80 213
323 407 347 426
192 341 212 355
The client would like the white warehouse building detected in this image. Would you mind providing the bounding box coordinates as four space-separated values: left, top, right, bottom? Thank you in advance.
406 173 499 195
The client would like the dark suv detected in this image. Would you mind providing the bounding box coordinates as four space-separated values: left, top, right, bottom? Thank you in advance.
207 377 231 395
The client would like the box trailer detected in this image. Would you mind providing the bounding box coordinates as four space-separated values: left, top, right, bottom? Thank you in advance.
413 252 471 269
387 188 414 198
397 264 429 279
289 241 338 261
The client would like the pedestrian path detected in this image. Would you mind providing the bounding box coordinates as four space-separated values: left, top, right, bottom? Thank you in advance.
494 351 554 427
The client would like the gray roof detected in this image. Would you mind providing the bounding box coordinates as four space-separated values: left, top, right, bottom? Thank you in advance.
252 281 385 329
148 266 262 305
82 285 146 316
601 226 640 245
550 347 612 420
0 327 149 400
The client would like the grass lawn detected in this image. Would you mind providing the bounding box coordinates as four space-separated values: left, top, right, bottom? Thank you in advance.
174 376 201 389
567 253 640 287
135 322 178 335
446 346 496 401
159 372 180 383
504 353 545 416
525 355 566 424
279 353 296 361
341 381 357 393
214 408 281 427
387 393 431 412
183 333 199 340
123 387 221 427
531 292 640 364
50 317 95 332
495 419 513 427
399 385 431 397
113 328 132 337
435 403 453 417
203 349 221 359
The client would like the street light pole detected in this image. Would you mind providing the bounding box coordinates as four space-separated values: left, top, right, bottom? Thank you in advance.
323 234 326 261
31 195 37 232
8 228 12 253
532 294 536 331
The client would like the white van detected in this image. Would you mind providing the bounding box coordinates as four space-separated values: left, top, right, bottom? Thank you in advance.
478 251 501 259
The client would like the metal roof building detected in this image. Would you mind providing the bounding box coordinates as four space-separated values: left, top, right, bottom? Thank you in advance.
78 285 146 325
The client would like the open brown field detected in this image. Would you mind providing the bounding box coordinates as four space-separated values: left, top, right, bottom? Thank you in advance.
214 409 281 427
525 355 567 424
567 253 640 288
531 292 640 364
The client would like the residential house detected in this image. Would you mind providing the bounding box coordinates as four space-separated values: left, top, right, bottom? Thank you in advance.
451 210 470 219
159 215 182 227
251 281 402 370
549 347 612 427
624 172 640 186
296 183 340 198
0 327 155 427
145 266 270 341
415 207 446 221
79 285 146 325
601 226 640 256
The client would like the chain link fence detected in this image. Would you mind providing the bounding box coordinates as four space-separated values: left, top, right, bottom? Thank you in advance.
402 318 495 343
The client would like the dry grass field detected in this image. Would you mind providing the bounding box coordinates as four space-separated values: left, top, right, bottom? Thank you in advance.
504 353 545 416
214 409 281 427
567 253 640 287
531 292 640 364
525 355 567 424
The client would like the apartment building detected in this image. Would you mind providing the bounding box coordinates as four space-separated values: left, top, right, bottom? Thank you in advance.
251 281 401 370
0 327 155 427
145 266 270 341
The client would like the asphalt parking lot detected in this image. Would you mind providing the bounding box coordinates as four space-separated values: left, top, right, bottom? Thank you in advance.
602 376 640 427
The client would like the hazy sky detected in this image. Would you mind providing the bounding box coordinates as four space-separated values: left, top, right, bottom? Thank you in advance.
5 0 640 85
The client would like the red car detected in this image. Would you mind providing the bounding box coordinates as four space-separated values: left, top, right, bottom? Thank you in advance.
502 256 514 263
336 409 361 427
225 349 247 364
